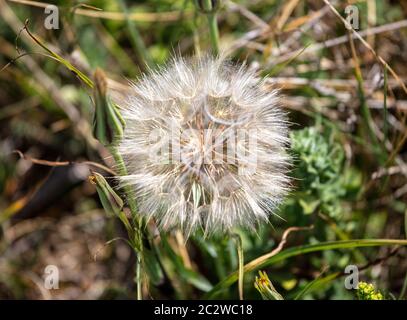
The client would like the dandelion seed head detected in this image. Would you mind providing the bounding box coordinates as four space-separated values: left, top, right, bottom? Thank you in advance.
118 56 290 236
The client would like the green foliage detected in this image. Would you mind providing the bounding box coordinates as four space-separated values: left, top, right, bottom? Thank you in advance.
289 127 361 218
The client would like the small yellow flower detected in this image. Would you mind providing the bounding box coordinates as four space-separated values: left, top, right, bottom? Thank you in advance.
356 282 384 300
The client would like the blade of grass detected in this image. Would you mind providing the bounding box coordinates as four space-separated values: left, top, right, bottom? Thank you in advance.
348 31 384 162
294 270 340 300
399 271 407 300
200 0 220 55
93 19 140 77
405 209 407 239
264 44 310 77
383 67 388 142
323 0 407 95
160 235 213 293
117 0 153 70
22 20 94 88
204 239 407 298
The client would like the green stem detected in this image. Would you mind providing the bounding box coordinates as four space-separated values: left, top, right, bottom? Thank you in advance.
207 13 220 55
136 252 142 300
201 0 220 55
232 233 244 300
111 147 144 300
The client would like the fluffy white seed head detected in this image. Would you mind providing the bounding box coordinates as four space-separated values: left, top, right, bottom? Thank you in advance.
118 56 290 236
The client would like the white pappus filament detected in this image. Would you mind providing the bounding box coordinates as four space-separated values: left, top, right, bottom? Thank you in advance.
118 56 290 236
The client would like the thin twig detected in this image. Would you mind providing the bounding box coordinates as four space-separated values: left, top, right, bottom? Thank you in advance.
322 0 407 94
246 226 314 271
270 19 407 67
7 0 191 22
13 150 117 175
226 1 269 30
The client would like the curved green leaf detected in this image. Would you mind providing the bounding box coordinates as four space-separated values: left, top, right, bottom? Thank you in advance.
204 239 407 299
